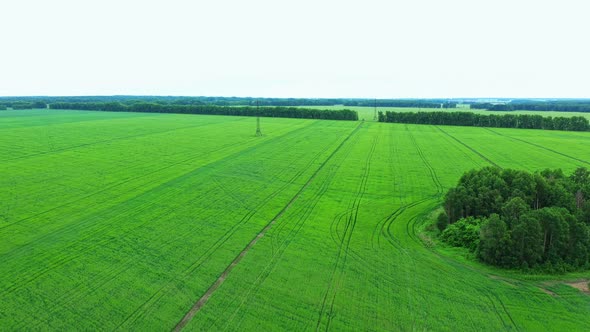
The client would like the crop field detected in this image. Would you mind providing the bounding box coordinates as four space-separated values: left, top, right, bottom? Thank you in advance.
1 109 590 331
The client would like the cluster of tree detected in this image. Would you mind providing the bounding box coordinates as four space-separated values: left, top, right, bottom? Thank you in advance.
344 99 457 108
0 101 46 109
378 111 590 131
471 99 590 113
49 102 358 121
438 167 590 272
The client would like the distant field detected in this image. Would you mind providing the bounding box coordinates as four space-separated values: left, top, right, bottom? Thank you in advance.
302 105 590 122
1 109 590 331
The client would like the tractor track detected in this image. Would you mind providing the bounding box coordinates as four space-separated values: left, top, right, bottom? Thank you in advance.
316 133 376 331
435 126 502 169
0 117 247 163
484 127 590 166
217 148 350 330
115 122 340 329
173 122 364 331
2 122 323 312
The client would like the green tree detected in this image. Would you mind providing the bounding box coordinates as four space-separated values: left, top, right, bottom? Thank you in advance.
511 213 543 268
478 214 511 266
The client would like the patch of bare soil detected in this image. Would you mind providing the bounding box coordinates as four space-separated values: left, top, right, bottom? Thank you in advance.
566 280 590 293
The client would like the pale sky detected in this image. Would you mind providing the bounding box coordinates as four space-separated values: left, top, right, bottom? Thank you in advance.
1 0 589 98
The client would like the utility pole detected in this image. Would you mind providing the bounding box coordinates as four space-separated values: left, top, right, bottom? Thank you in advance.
256 100 262 136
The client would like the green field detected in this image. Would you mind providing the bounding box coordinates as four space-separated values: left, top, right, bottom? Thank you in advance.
1 109 590 331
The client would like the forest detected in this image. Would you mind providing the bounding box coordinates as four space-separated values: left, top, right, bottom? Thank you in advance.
439 167 590 272
48 102 358 121
0 96 458 108
378 110 590 131
471 99 590 113
344 99 457 108
0 96 340 107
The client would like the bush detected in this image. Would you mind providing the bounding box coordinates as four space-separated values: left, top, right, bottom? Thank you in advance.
441 217 481 252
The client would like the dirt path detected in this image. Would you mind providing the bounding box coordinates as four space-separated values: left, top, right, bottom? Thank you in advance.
567 280 590 293
173 122 363 331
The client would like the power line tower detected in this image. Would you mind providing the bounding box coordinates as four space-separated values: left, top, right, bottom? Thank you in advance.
255 100 262 136
373 98 377 121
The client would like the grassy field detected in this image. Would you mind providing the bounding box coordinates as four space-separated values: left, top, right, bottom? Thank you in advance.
1 109 590 331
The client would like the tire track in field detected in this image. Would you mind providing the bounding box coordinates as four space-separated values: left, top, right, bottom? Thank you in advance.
1 117 247 163
115 123 348 329
0 123 323 298
435 126 502 169
17 182 232 331
0 120 316 233
216 136 358 330
269 129 361 255
407 125 443 195
316 133 376 331
402 125 443 329
206 135 356 330
484 128 590 166
378 125 442 329
0 137 245 256
375 125 443 249
362 126 432 329
9 121 329 330
494 293 519 331
0 184 221 302
369 124 405 250
173 122 364 331
219 180 333 330
0 111 153 131
481 290 519 331
428 244 520 330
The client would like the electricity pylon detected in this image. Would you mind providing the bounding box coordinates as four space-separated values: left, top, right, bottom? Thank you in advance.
256 100 262 136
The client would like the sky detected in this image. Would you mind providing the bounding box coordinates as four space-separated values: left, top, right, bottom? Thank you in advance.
1 0 589 98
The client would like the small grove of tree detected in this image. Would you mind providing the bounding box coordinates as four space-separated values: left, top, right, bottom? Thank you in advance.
438 167 590 272
49 102 358 121
378 111 590 132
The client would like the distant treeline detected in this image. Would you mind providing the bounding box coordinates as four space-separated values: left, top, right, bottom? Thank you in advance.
0 96 462 108
0 101 46 110
471 100 590 113
344 99 457 108
0 96 341 107
4 96 590 113
438 167 590 272
49 102 358 121
378 111 590 131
